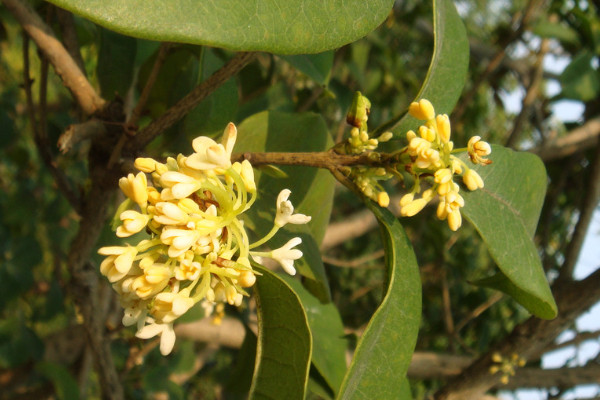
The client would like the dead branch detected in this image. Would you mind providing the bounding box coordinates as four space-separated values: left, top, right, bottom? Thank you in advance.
3 0 105 115
57 120 107 154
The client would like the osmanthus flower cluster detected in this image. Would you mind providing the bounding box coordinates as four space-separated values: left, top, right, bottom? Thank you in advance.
339 94 491 231
98 123 311 355
398 99 491 231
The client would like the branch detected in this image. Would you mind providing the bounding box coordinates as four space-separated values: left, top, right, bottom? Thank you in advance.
505 38 549 148
557 140 600 281
533 116 600 162
433 266 600 400
129 52 257 150
22 34 82 213
57 120 107 154
452 0 544 123
233 150 397 169
66 159 124 399
322 193 402 250
3 0 105 115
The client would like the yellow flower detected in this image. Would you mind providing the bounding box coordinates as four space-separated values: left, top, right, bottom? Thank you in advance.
116 210 150 237
409 99 435 121
119 172 148 206
463 169 484 191
468 136 492 165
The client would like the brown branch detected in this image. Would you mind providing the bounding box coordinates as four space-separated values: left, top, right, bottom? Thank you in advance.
452 0 544 123
3 0 105 115
433 266 600 400
454 292 504 334
55 7 86 77
321 193 402 250
541 329 600 356
22 34 81 213
533 116 600 162
233 150 397 169
505 38 549 148
557 140 600 281
127 43 171 131
57 120 107 154
129 52 257 150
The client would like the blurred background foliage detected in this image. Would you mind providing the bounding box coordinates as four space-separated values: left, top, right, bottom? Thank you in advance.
1 0 600 398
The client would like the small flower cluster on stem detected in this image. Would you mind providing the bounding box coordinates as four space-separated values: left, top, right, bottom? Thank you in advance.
397 99 491 231
98 123 310 355
337 95 492 231
489 352 526 384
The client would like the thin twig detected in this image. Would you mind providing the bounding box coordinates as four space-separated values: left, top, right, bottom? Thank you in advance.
22 33 81 213
557 140 600 281
452 0 544 123
454 292 504 334
541 328 600 355
127 42 171 130
3 0 105 114
505 38 549 148
107 43 172 168
129 52 257 150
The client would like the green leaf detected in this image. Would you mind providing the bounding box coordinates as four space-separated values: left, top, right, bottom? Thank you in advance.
461 145 557 319
559 50 600 102
97 27 137 100
236 111 335 301
225 327 258 398
47 0 395 54
374 0 469 137
280 51 334 86
282 277 348 395
35 361 80 400
337 203 421 399
183 49 239 139
250 266 312 400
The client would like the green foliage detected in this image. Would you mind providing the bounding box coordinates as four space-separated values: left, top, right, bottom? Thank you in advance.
375 0 469 137
236 111 335 300
462 146 557 319
0 0 570 398
337 203 421 399
46 0 395 54
251 265 312 399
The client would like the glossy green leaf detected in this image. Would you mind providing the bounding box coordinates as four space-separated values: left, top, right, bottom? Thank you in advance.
461 145 557 319
282 276 348 395
47 0 394 54
280 51 334 86
96 28 136 100
337 203 421 399
225 327 257 398
183 49 239 139
236 111 335 300
374 0 469 137
250 266 312 400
